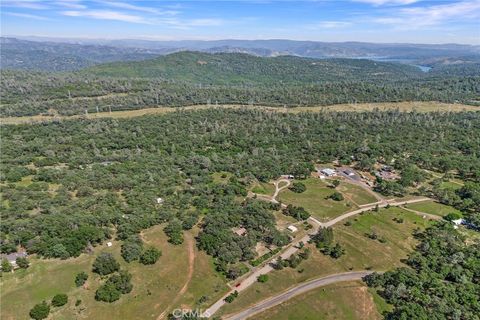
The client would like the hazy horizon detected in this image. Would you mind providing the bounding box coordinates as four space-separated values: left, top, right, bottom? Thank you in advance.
3 34 479 46
1 1 479 45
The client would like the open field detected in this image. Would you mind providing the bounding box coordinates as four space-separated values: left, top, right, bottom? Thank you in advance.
218 207 432 316
253 280 383 320
404 200 462 217
336 181 378 206
0 225 227 320
278 178 359 221
251 181 276 196
1 101 478 125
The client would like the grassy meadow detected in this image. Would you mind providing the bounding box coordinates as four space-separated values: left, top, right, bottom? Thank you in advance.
278 178 364 221
0 225 227 320
404 200 462 217
253 280 384 320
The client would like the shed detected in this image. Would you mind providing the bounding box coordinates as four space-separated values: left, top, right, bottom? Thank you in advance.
287 225 298 233
320 168 336 176
232 227 247 236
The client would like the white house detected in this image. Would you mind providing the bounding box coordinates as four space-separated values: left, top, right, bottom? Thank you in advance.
320 168 336 177
287 225 298 233
452 218 465 229
107 242 113 247
156 197 164 205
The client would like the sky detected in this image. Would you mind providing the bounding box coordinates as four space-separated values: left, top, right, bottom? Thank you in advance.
1 0 479 44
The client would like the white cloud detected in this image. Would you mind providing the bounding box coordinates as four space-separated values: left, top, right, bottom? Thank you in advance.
54 1 86 9
375 0 480 28
308 21 352 29
2 0 49 10
158 17 224 30
5 11 50 20
61 10 149 24
96 1 179 15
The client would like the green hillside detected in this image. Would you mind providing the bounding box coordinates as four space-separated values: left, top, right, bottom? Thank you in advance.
83 51 423 85
1 52 479 117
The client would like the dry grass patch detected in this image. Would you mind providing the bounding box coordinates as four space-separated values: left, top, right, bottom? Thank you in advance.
253 281 383 320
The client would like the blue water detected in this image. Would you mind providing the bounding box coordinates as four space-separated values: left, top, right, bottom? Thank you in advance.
367 57 432 72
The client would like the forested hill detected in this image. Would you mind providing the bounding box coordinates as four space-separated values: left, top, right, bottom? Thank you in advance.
82 51 424 85
1 51 479 117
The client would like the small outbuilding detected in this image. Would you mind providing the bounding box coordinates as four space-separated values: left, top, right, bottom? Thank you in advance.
107 242 113 247
320 168 336 177
156 197 164 205
232 227 247 236
287 225 298 233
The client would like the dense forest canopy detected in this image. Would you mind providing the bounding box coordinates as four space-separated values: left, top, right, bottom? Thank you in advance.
1 52 479 117
1 109 479 269
81 52 426 84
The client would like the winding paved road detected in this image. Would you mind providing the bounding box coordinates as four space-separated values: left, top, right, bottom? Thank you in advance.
224 271 375 320
204 192 431 318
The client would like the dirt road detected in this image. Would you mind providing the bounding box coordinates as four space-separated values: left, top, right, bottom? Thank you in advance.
157 232 196 320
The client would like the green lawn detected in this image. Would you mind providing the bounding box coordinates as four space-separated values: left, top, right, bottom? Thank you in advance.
404 200 462 217
336 182 378 205
333 207 432 270
440 181 463 190
253 281 383 320
251 182 276 196
218 207 432 316
278 178 356 221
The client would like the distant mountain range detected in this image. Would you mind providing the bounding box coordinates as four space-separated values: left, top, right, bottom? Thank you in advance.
0 37 166 71
1 36 480 72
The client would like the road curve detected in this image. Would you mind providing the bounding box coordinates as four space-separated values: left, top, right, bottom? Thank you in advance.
223 271 375 320
204 197 430 317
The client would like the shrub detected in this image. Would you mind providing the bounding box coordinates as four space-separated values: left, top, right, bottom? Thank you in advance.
282 204 310 220
121 237 143 263
330 243 345 259
92 253 119 275
95 282 121 303
164 220 184 245
444 212 463 221
328 192 344 201
29 301 50 320
16 257 29 269
106 270 133 294
1 259 12 272
289 182 306 193
140 247 161 265
51 294 68 307
224 291 239 303
257 274 269 283
75 272 88 287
